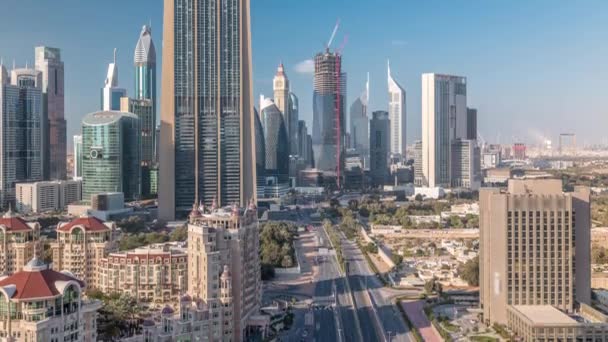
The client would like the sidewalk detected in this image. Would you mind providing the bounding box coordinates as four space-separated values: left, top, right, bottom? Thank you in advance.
400 300 443 342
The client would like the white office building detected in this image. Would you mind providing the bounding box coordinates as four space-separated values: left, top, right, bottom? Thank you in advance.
422 73 478 189
101 49 127 111
388 61 406 158
16 180 82 214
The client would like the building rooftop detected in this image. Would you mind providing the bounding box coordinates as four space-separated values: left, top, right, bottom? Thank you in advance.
57 216 111 233
82 110 138 126
511 305 577 325
0 208 35 232
0 259 84 300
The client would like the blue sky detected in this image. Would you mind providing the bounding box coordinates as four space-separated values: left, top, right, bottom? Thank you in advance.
1 0 607 147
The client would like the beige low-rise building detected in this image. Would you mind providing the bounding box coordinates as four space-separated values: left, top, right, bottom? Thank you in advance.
0 258 101 342
15 180 82 214
0 210 41 276
123 293 244 342
97 243 188 304
508 305 608 341
50 216 118 289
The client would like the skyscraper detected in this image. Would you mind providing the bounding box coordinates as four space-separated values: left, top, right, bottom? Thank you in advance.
288 92 299 157
467 107 477 140
480 179 591 325
120 97 154 196
134 25 156 104
35 46 66 181
0 64 43 208
254 108 266 200
81 111 141 201
298 120 312 167
73 135 83 180
312 50 346 180
134 25 157 162
370 110 390 187
101 49 127 111
350 73 369 168
388 61 406 158
273 63 289 119
421 73 469 188
260 96 289 182
159 0 256 220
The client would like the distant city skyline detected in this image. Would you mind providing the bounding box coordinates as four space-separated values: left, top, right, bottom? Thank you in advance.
1 0 608 146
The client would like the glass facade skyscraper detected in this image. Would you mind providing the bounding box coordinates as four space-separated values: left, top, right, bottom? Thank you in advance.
370 110 390 187
73 135 83 179
35 46 66 181
159 0 256 220
134 25 156 104
350 74 369 168
101 50 126 111
81 111 141 201
388 61 406 158
134 25 157 162
0 65 43 208
260 97 288 182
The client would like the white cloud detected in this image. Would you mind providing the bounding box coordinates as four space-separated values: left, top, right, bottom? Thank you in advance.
391 39 408 47
294 59 314 75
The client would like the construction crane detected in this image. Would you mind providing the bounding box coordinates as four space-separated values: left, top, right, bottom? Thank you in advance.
326 19 341 49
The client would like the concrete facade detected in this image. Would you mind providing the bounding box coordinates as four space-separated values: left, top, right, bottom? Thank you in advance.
480 179 591 325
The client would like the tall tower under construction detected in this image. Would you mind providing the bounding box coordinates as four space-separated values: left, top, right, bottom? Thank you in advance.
312 50 346 185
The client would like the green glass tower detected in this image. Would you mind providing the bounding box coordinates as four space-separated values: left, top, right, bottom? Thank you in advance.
81 111 141 201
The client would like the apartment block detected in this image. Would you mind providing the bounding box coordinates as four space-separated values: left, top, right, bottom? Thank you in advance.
0 210 41 275
187 202 262 341
98 243 187 304
122 294 231 342
50 216 118 289
16 180 82 214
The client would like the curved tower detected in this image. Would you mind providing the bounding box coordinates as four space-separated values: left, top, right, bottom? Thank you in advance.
134 25 156 104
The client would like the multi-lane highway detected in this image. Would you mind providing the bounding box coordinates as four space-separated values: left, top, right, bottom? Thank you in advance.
264 212 416 342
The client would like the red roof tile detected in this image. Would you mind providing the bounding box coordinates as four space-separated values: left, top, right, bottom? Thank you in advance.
57 216 110 232
0 216 33 232
0 269 84 300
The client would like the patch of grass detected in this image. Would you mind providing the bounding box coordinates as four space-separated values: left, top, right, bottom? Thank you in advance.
469 336 498 342
441 321 459 333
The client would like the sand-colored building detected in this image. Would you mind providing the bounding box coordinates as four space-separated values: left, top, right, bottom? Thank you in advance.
0 258 101 342
480 179 591 325
50 216 117 289
187 201 262 342
0 210 41 276
97 243 187 304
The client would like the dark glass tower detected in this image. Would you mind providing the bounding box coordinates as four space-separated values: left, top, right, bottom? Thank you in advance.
370 110 390 187
159 0 256 219
260 98 288 182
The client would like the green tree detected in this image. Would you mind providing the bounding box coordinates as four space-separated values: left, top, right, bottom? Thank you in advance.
458 256 480 286
424 277 442 295
117 216 147 234
169 225 188 241
391 253 404 266
592 245 608 264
